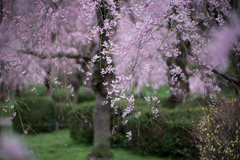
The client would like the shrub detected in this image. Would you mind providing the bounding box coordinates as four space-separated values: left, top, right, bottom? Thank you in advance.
68 101 122 144
12 96 56 134
24 84 46 96
55 102 73 128
68 98 200 158
77 90 95 103
52 88 95 103
68 101 95 144
52 88 73 102
119 106 200 158
192 97 240 159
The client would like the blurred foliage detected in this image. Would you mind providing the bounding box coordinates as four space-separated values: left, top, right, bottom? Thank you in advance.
131 85 172 100
68 98 201 159
52 88 95 103
55 102 73 128
68 100 125 145
192 96 240 159
118 106 200 159
68 101 95 144
24 84 47 96
12 96 56 134
24 83 95 103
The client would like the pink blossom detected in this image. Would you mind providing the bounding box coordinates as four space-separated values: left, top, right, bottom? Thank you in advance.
122 120 128 125
126 131 132 141
135 111 141 119
112 126 117 135
151 107 159 117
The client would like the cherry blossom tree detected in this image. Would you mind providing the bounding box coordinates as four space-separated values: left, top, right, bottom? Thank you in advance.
1 0 240 159
1 0 113 159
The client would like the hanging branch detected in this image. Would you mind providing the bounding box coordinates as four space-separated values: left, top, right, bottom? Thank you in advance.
18 49 92 62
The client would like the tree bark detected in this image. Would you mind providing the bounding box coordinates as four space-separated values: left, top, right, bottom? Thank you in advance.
167 38 190 108
87 0 117 159
71 67 82 103
45 67 52 98
87 54 113 160
88 92 112 160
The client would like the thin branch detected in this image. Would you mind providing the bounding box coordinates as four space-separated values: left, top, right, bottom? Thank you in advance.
130 40 141 74
18 49 92 62
211 68 239 86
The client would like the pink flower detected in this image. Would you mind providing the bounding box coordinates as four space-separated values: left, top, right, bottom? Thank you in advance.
135 111 141 119
126 131 132 141
10 112 17 119
112 126 117 135
122 120 128 125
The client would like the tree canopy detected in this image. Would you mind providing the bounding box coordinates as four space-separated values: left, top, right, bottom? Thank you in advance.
1 0 240 159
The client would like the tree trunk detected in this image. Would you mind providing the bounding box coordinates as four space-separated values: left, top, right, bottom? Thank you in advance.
87 54 113 160
0 82 6 100
87 92 112 160
71 68 82 103
167 38 190 108
87 0 117 159
45 68 52 98
15 83 24 98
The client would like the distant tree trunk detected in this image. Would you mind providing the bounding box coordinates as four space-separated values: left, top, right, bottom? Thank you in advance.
15 83 24 98
87 0 117 159
167 37 190 108
0 82 5 100
71 67 82 103
45 67 52 98
0 59 6 100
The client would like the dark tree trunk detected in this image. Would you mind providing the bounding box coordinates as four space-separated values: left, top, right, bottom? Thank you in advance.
0 82 5 100
87 0 117 159
88 92 112 160
167 38 190 108
0 59 5 100
71 67 82 103
87 54 113 160
15 83 24 98
45 68 52 98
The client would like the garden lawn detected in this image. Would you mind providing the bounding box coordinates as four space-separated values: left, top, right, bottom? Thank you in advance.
24 129 176 160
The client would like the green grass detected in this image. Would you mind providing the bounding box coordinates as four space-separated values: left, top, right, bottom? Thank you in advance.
24 129 175 160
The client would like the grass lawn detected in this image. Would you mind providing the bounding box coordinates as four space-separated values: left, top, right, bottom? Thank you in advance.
23 129 175 160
